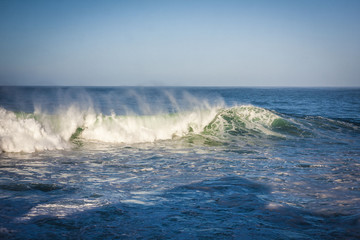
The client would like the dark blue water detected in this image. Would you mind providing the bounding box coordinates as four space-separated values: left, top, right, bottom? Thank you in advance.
0 87 359 239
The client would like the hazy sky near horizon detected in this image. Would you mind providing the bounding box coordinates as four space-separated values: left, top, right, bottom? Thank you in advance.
1 0 360 86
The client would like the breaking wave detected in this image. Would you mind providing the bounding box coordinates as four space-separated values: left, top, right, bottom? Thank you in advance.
0 104 352 153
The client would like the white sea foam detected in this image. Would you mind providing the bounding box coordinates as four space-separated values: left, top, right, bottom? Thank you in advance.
0 105 220 153
80 108 218 143
0 104 291 153
0 107 68 153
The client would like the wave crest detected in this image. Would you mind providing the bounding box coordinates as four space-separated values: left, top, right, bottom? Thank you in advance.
0 106 219 153
0 105 317 153
0 108 68 153
203 105 285 137
80 109 218 143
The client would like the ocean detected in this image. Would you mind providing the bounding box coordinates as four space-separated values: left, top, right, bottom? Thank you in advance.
0 86 359 239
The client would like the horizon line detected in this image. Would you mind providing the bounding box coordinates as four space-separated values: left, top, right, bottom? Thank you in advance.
1 85 360 89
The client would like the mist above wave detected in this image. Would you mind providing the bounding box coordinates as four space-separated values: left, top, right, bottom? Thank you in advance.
1 88 355 153
0 89 222 152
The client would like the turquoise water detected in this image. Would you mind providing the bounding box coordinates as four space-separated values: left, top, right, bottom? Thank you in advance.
0 87 359 239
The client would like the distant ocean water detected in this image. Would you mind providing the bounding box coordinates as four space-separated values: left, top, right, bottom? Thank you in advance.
0 86 359 239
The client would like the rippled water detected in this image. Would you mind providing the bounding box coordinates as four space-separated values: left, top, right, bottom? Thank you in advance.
0 87 359 239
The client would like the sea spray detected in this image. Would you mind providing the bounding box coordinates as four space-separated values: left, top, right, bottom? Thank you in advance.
80 108 219 143
0 107 67 152
0 88 226 152
0 87 322 153
0 103 97 153
0 104 298 153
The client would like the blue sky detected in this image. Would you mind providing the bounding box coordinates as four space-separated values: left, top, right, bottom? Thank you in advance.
1 0 360 86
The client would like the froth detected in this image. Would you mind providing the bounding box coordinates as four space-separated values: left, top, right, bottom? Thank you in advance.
0 107 68 153
0 105 220 153
0 104 295 153
81 109 218 143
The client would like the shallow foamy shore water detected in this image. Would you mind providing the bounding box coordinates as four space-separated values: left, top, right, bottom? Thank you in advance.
1 87 359 239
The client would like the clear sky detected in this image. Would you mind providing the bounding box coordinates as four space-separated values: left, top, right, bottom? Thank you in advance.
1 0 360 87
